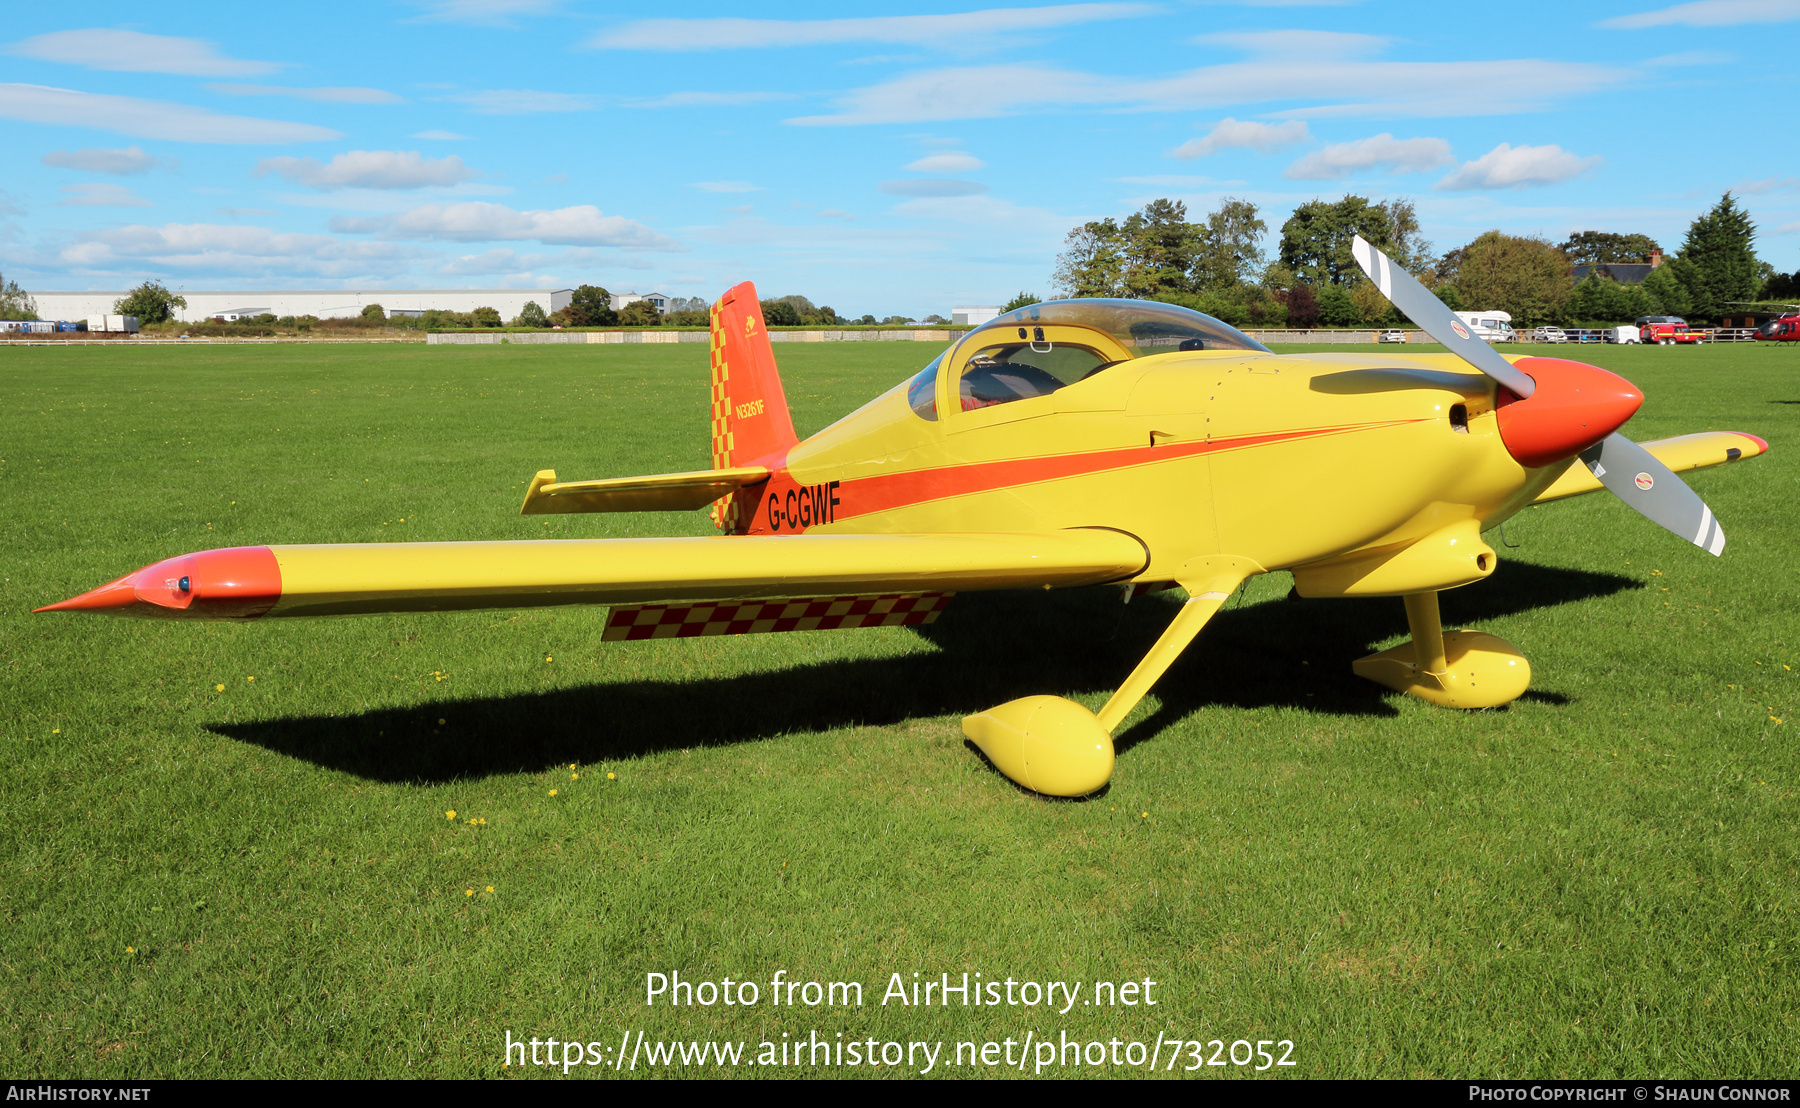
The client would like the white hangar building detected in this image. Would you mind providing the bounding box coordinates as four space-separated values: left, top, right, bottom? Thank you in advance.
30 288 576 324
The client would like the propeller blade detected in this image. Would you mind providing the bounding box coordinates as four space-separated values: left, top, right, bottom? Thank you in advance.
1579 433 1726 556
1351 235 1538 399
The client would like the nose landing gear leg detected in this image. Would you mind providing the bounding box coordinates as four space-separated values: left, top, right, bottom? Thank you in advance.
1352 590 1530 708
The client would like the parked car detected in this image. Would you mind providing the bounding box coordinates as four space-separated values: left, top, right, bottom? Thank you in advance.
1534 327 1568 343
1376 329 1407 343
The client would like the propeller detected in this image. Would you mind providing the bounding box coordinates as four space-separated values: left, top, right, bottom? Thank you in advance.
1350 235 1726 557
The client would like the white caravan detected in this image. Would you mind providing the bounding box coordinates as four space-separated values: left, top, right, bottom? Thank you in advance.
1453 311 1516 342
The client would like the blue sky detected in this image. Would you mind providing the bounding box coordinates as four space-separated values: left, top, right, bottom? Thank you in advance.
3 0 1797 317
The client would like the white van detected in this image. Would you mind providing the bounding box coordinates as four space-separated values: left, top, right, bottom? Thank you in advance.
1605 326 1640 344
1453 310 1515 342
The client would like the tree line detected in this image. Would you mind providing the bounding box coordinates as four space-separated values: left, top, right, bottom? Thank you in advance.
1048 193 1794 328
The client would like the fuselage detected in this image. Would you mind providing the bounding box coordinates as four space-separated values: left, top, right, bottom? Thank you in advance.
737 348 1566 584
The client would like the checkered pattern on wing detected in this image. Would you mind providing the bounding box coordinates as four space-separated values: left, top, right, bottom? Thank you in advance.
602 593 952 641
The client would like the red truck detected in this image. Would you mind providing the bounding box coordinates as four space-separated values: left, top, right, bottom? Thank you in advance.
1641 321 1706 344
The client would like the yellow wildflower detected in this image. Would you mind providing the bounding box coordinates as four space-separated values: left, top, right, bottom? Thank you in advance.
446 810 456 820
465 888 473 897
549 789 558 796
486 886 494 893
607 772 616 780
215 684 225 692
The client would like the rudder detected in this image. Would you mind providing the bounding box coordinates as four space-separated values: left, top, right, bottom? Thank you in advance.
709 282 798 531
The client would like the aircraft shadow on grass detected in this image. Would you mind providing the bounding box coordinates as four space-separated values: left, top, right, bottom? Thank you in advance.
214 561 1636 785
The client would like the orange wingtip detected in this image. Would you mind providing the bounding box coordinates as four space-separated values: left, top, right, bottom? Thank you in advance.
36 546 282 619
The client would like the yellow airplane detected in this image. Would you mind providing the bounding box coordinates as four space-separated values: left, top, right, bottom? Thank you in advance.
40 238 1767 797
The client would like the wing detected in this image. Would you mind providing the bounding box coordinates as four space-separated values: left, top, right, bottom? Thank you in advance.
37 530 1150 620
1531 431 1768 505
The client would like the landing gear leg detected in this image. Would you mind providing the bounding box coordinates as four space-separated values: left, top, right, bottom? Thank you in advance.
962 556 1262 796
1351 590 1530 708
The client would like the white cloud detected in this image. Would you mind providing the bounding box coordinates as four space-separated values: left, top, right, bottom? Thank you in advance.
256 151 477 190
381 202 682 249
1600 0 1800 27
789 52 1623 125
328 216 389 234
1436 143 1601 191
414 130 469 140
1642 50 1734 64
819 209 856 220
591 4 1158 50
1191 30 1388 57
690 181 761 193
630 91 794 108
1172 118 1310 159
905 151 985 172
56 183 152 208
0 83 339 144
438 248 558 275
5 29 284 77
61 222 419 277
450 89 595 114
879 179 989 197
207 84 404 104
412 0 563 26
1734 176 1800 194
1778 221 1800 235
1284 134 1454 179
42 145 158 175
1115 174 1238 187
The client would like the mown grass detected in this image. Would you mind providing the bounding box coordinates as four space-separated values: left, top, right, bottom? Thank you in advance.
2 340 1795 1079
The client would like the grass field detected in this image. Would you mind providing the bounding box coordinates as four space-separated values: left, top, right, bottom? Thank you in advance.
3 339 1796 1079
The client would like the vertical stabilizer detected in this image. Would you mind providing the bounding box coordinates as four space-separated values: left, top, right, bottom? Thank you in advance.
709 282 798 531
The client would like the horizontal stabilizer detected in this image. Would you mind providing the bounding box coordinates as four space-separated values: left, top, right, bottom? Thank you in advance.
1532 432 1768 504
521 466 770 515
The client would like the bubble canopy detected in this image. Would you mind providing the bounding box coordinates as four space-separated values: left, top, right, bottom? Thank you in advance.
905 298 1272 419
966 298 1271 358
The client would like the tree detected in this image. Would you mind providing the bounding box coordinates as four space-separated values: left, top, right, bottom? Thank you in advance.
114 279 188 324
1641 260 1694 317
565 285 615 327
1315 284 1359 327
471 306 502 327
1119 199 1200 299
1766 270 1800 301
1192 197 1266 291
1445 232 1571 325
1564 274 1654 324
1557 231 1661 265
1051 218 1127 298
1281 285 1320 329
1002 291 1041 312
516 300 548 328
759 299 801 327
360 303 386 323
0 272 36 321
618 300 662 327
1675 193 1759 318
1278 196 1430 286
1350 281 1393 326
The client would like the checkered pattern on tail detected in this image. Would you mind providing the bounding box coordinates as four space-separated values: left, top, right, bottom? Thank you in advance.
707 299 736 531
603 593 952 641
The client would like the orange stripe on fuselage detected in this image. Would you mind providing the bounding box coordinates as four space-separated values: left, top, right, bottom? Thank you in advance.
751 419 1425 533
